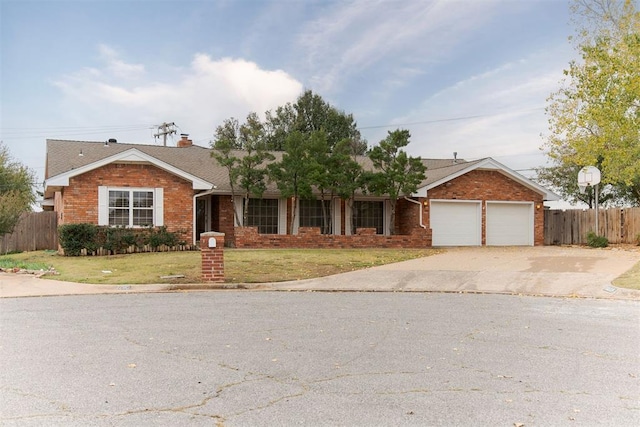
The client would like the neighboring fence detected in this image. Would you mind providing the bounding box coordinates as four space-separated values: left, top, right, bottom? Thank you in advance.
544 207 640 245
0 211 58 253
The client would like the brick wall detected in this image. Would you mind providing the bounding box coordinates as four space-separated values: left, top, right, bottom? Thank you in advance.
213 195 236 246
426 170 545 245
229 170 545 248
234 226 432 249
200 232 225 282
61 163 194 242
396 198 425 235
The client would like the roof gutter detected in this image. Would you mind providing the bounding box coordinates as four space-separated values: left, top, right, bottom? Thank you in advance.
404 197 427 229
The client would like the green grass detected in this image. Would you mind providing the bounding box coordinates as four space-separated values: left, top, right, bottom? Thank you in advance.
0 257 50 271
0 248 439 285
612 260 640 290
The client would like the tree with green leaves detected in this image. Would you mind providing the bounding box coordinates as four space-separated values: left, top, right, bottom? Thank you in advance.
268 131 318 233
540 0 640 206
264 89 367 154
536 161 618 207
211 117 242 225
366 130 426 235
0 142 36 236
210 113 274 226
307 134 365 234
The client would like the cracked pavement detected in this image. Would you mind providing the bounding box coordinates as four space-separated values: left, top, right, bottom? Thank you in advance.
1 292 639 426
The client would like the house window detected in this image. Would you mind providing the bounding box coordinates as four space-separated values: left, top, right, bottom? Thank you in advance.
246 198 279 234
352 200 384 234
108 189 154 227
299 199 332 234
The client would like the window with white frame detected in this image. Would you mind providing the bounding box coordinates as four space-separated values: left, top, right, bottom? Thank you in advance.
108 189 154 227
98 187 163 227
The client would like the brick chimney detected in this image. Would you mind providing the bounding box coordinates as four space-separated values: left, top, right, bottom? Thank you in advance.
177 134 193 147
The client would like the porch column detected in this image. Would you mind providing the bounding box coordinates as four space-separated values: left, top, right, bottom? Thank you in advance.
200 231 225 283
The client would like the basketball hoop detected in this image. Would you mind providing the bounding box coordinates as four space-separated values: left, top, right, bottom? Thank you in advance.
578 166 601 187
577 166 601 234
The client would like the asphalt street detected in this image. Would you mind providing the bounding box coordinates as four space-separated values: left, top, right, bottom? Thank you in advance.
1 292 638 426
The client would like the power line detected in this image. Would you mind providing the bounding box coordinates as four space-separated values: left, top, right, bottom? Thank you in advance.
357 107 545 130
0 124 151 131
1 125 154 140
153 122 177 147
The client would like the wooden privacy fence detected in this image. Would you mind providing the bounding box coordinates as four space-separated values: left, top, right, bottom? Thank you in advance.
544 207 640 245
0 211 58 254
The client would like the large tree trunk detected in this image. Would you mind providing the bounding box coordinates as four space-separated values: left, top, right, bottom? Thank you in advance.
289 196 297 234
242 193 250 227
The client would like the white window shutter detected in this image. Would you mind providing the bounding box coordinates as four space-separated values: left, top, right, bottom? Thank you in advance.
234 196 244 226
333 198 341 235
98 186 108 225
384 200 391 236
345 200 352 235
155 188 164 226
278 198 287 235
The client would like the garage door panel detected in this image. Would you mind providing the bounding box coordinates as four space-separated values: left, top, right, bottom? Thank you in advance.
486 202 532 246
430 201 481 246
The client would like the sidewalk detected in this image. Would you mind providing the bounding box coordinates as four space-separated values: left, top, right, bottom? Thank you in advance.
1 246 639 300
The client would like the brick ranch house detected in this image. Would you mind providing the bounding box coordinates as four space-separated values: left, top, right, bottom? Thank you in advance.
42 136 559 248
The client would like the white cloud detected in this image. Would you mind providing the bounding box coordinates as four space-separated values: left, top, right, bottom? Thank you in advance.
297 0 503 93
375 44 573 165
52 48 304 143
98 44 146 79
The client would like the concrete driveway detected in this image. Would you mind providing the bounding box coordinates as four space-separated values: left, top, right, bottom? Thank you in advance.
266 246 640 299
1 246 639 299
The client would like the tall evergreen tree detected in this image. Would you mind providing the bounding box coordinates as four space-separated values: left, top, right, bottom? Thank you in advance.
367 130 426 235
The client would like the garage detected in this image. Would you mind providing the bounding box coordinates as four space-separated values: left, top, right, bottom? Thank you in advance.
486 202 533 246
430 200 481 246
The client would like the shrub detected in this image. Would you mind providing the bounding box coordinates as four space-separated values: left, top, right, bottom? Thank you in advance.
59 223 99 256
59 224 182 256
586 231 608 248
99 227 138 252
147 226 178 248
636 233 640 246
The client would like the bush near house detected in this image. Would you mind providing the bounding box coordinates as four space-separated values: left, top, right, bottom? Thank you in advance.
58 224 188 256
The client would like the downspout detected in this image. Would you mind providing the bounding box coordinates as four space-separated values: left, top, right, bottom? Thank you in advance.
404 197 427 229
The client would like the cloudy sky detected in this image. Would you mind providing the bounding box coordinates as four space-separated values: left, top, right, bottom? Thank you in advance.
1 0 576 198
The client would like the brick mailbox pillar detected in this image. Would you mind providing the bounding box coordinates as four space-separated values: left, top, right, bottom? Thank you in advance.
200 232 225 283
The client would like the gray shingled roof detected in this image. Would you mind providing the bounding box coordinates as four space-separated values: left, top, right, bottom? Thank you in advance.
45 139 477 195
418 158 485 187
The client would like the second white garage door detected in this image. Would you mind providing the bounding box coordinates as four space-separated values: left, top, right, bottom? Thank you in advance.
486 202 533 246
430 201 481 246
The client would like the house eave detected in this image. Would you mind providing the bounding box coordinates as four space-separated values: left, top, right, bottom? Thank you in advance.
44 148 214 191
415 157 560 201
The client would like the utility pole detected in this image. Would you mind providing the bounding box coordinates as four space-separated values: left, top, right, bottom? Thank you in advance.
153 122 177 146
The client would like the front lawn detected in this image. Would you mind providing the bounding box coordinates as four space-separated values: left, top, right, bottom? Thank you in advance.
0 248 439 285
612 260 640 290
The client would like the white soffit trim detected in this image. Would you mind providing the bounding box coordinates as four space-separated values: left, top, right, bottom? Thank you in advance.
415 157 560 201
45 148 213 190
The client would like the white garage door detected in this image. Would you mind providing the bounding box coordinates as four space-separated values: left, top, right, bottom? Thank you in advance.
430 201 481 246
486 202 533 246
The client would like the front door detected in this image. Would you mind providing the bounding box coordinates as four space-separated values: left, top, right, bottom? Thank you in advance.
196 197 210 241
